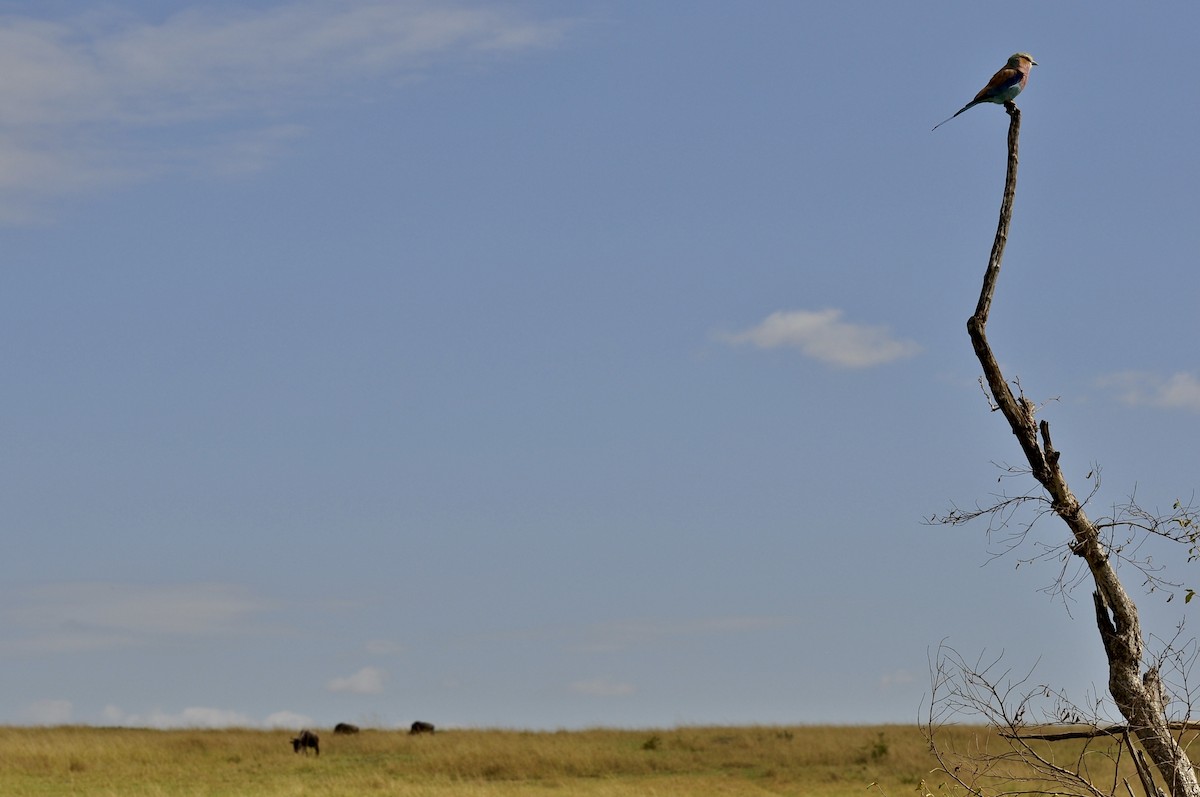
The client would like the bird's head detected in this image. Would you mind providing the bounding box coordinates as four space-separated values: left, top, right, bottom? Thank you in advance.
1008 52 1037 68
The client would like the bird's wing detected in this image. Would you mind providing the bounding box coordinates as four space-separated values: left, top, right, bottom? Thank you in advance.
971 66 1022 103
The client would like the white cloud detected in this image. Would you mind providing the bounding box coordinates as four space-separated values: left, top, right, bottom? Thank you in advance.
576 616 794 653
265 710 316 729
878 670 915 690
198 124 310 177
1098 371 1200 413
719 309 920 368
569 677 636 697
364 638 407 656
0 2 575 221
100 705 313 729
103 705 255 729
2 582 276 654
21 698 73 725
327 666 387 694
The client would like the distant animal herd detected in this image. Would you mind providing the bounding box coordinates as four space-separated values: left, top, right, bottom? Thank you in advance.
290 721 435 756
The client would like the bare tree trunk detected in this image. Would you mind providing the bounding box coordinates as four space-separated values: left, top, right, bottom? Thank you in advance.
967 102 1200 797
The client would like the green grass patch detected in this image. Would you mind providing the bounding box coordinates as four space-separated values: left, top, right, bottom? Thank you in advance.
0 723 1118 796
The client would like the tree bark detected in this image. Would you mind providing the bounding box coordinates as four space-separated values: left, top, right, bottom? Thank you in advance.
966 102 1200 797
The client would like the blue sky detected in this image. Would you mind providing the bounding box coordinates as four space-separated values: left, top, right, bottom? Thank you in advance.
3 1 1199 730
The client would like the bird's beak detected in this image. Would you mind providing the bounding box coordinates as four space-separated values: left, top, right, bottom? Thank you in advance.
1031 59 1038 66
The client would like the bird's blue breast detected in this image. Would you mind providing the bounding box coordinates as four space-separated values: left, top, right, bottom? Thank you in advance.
989 79 1025 104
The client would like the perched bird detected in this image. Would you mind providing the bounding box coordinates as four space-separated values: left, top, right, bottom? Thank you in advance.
932 53 1037 130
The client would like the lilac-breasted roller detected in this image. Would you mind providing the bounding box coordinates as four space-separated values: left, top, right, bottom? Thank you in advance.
932 53 1037 130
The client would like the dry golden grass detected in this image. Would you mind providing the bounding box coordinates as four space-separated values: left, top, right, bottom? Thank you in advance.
0 723 1115 796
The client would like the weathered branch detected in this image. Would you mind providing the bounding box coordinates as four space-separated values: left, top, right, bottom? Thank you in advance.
1005 721 1200 742
1129 735 1165 797
962 102 1200 796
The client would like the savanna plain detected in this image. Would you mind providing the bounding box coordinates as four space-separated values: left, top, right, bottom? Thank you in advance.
0 723 1118 796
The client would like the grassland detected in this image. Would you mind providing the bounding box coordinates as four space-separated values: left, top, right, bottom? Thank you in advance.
0 723 1127 796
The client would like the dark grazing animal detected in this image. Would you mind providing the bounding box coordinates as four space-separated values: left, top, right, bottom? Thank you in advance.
409 721 435 735
333 723 359 735
291 729 320 756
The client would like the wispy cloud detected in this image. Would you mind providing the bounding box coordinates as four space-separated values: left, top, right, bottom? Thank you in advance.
21 698 74 725
568 677 636 697
327 665 387 694
1097 371 1200 413
718 309 920 368
102 704 302 729
575 616 794 654
364 638 407 656
109 705 254 729
264 710 316 729
466 614 795 654
0 1 575 221
878 670 915 690
2 582 277 654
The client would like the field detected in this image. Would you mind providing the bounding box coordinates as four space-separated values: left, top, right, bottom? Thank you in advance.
0 724 937 796
0 723 1140 796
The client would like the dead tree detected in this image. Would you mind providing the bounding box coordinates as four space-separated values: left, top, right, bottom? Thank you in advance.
928 102 1200 797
